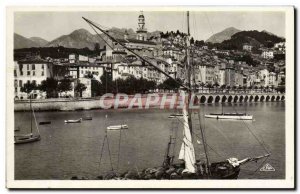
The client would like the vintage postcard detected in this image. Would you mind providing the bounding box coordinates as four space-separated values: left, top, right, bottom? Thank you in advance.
6 6 295 189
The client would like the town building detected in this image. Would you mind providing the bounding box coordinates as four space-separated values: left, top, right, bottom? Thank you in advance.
261 49 274 59
14 59 54 99
243 44 253 52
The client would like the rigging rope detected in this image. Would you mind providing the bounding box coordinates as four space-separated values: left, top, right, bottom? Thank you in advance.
231 105 270 155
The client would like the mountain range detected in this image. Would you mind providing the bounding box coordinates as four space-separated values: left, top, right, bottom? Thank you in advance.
14 28 163 50
14 27 284 50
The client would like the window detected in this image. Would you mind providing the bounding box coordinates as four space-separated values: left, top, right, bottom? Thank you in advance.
32 64 35 70
32 80 36 85
41 64 44 69
33 71 35 76
15 87 17 93
41 71 44 76
27 71 30 76
19 80 22 87
14 80 17 87
14 70 17 76
20 71 23 76
27 64 29 70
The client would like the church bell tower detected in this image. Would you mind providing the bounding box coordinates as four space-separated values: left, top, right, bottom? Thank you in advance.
136 11 147 41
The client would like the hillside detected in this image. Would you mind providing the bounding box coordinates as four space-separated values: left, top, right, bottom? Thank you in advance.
29 37 49 47
14 33 40 49
214 30 285 50
206 27 241 43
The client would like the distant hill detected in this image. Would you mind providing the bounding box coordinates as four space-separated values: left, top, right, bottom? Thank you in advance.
216 30 285 50
46 28 105 50
14 33 40 49
206 27 241 43
29 37 49 47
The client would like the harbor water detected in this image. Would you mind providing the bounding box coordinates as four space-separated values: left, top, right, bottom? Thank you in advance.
14 102 285 180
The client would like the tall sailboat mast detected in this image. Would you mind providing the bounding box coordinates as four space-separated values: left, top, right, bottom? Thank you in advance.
185 11 211 174
186 11 193 137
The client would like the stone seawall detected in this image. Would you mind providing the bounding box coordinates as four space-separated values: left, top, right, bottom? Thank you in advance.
14 93 285 112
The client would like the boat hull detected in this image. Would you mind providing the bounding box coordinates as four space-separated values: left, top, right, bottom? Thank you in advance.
107 125 128 130
64 119 82 123
205 114 253 120
15 135 41 144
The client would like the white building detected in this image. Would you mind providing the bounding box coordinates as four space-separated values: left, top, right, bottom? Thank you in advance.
14 60 53 99
261 50 274 59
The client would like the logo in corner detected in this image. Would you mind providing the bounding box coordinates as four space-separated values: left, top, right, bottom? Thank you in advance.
260 163 275 171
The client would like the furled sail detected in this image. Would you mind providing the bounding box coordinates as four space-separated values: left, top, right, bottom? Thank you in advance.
178 90 196 173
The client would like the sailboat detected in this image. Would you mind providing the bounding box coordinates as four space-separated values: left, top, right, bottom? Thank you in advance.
205 103 253 120
80 11 270 180
15 94 41 144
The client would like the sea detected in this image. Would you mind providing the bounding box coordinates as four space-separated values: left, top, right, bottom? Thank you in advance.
14 102 285 180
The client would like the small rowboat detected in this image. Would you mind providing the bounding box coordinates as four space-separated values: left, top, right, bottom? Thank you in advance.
39 121 51 125
64 118 82 123
205 113 253 120
107 125 128 130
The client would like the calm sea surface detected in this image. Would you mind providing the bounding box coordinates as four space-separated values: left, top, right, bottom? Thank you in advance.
14 102 285 180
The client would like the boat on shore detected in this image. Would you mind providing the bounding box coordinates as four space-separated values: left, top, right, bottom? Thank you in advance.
107 124 128 130
64 118 82 123
205 113 253 120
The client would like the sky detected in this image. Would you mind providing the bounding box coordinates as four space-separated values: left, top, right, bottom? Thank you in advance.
14 11 285 41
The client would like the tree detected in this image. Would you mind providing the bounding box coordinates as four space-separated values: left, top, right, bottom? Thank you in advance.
39 78 58 98
58 78 73 97
94 43 100 53
20 82 37 97
226 85 231 92
206 83 213 93
91 79 102 97
213 82 220 93
158 78 182 92
190 37 195 45
75 82 87 97
199 82 205 93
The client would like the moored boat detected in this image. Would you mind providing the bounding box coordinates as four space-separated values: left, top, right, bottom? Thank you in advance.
205 113 253 120
39 121 51 125
15 94 41 144
168 113 183 119
107 124 128 130
82 116 92 120
64 118 82 123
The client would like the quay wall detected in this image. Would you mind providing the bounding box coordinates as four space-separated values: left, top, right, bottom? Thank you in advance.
14 93 285 112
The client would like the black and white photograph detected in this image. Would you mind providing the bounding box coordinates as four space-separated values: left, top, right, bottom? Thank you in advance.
6 6 295 189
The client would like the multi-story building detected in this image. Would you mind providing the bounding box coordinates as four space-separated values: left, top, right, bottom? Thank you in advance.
235 71 244 87
225 65 235 87
14 59 54 99
268 72 278 87
258 68 269 87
